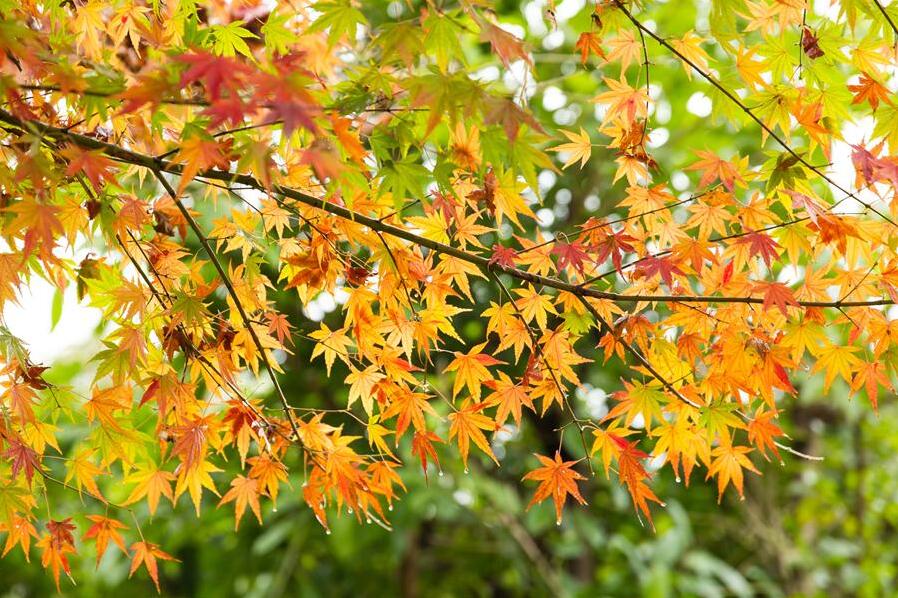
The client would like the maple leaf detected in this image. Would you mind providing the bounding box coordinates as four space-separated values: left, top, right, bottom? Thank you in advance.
754 281 798 317
82 516 127 568
174 136 234 195
594 229 637 273
331 114 368 166
574 31 606 64
129 541 178 593
849 72 892 111
202 96 249 128
489 244 519 269
64 449 106 501
551 241 591 276
123 465 176 515
478 20 531 68
266 312 294 347
635 255 684 286
219 475 263 530
784 190 827 225
176 51 250 100
550 128 593 169
247 455 289 507
171 415 214 472
37 519 76 591
593 76 649 123
850 360 893 413
445 343 505 401
686 150 746 191
448 402 499 469
800 27 824 59
254 71 321 136
523 452 587 525
382 390 438 439
411 430 444 480
3 439 41 488
309 323 354 375
812 343 862 392
1 514 38 561
613 435 664 525
737 232 781 268
706 442 760 502
669 30 710 79
344 365 385 416
747 409 784 461
484 372 535 426
5 200 64 261
60 144 117 191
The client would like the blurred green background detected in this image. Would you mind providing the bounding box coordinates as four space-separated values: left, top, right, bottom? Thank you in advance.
3 1 897 596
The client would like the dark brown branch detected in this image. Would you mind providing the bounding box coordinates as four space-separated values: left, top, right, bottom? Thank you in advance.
0 108 892 310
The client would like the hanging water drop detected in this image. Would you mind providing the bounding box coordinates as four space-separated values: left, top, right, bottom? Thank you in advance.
347 508 353 514
675 476 681 483
388 505 393 512
272 506 278 513
325 529 331 535
555 519 561 526
438 470 444 477
464 467 469 474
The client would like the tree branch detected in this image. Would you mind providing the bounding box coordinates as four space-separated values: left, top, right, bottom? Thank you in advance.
150 169 302 442
0 108 892 310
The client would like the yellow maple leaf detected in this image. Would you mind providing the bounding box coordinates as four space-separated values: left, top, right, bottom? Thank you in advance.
549 128 593 169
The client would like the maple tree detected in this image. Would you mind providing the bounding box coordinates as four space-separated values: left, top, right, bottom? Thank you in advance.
1 0 898 592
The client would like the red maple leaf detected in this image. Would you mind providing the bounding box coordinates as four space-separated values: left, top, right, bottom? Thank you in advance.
60 144 116 190
636 255 684 286
254 72 321 136
738 232 781 268
3 439 41 487
754 281 798 316
202 97 250 128
595 229 637 273
489 244 518 269
551 241 591 275
176 51 250 101
800 27 824 59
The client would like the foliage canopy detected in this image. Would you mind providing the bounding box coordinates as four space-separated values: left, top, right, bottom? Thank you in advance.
1 0 898 591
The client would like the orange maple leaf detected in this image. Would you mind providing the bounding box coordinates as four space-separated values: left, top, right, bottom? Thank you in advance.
218 475 263 530
129 541 179 593
522 451 587 525
82 515 128 568
448 401 500 469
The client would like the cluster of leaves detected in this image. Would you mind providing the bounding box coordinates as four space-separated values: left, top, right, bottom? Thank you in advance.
0 0 897 590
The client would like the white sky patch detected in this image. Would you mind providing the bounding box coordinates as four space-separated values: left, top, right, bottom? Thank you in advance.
523 1 549 36
3 277 102 364
536 207 555 228
777 264 804 286
542 85 567 111
686 91 713 118
555 0 586 22
671 171 690 191
647 127 669 149
542 30 565 50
